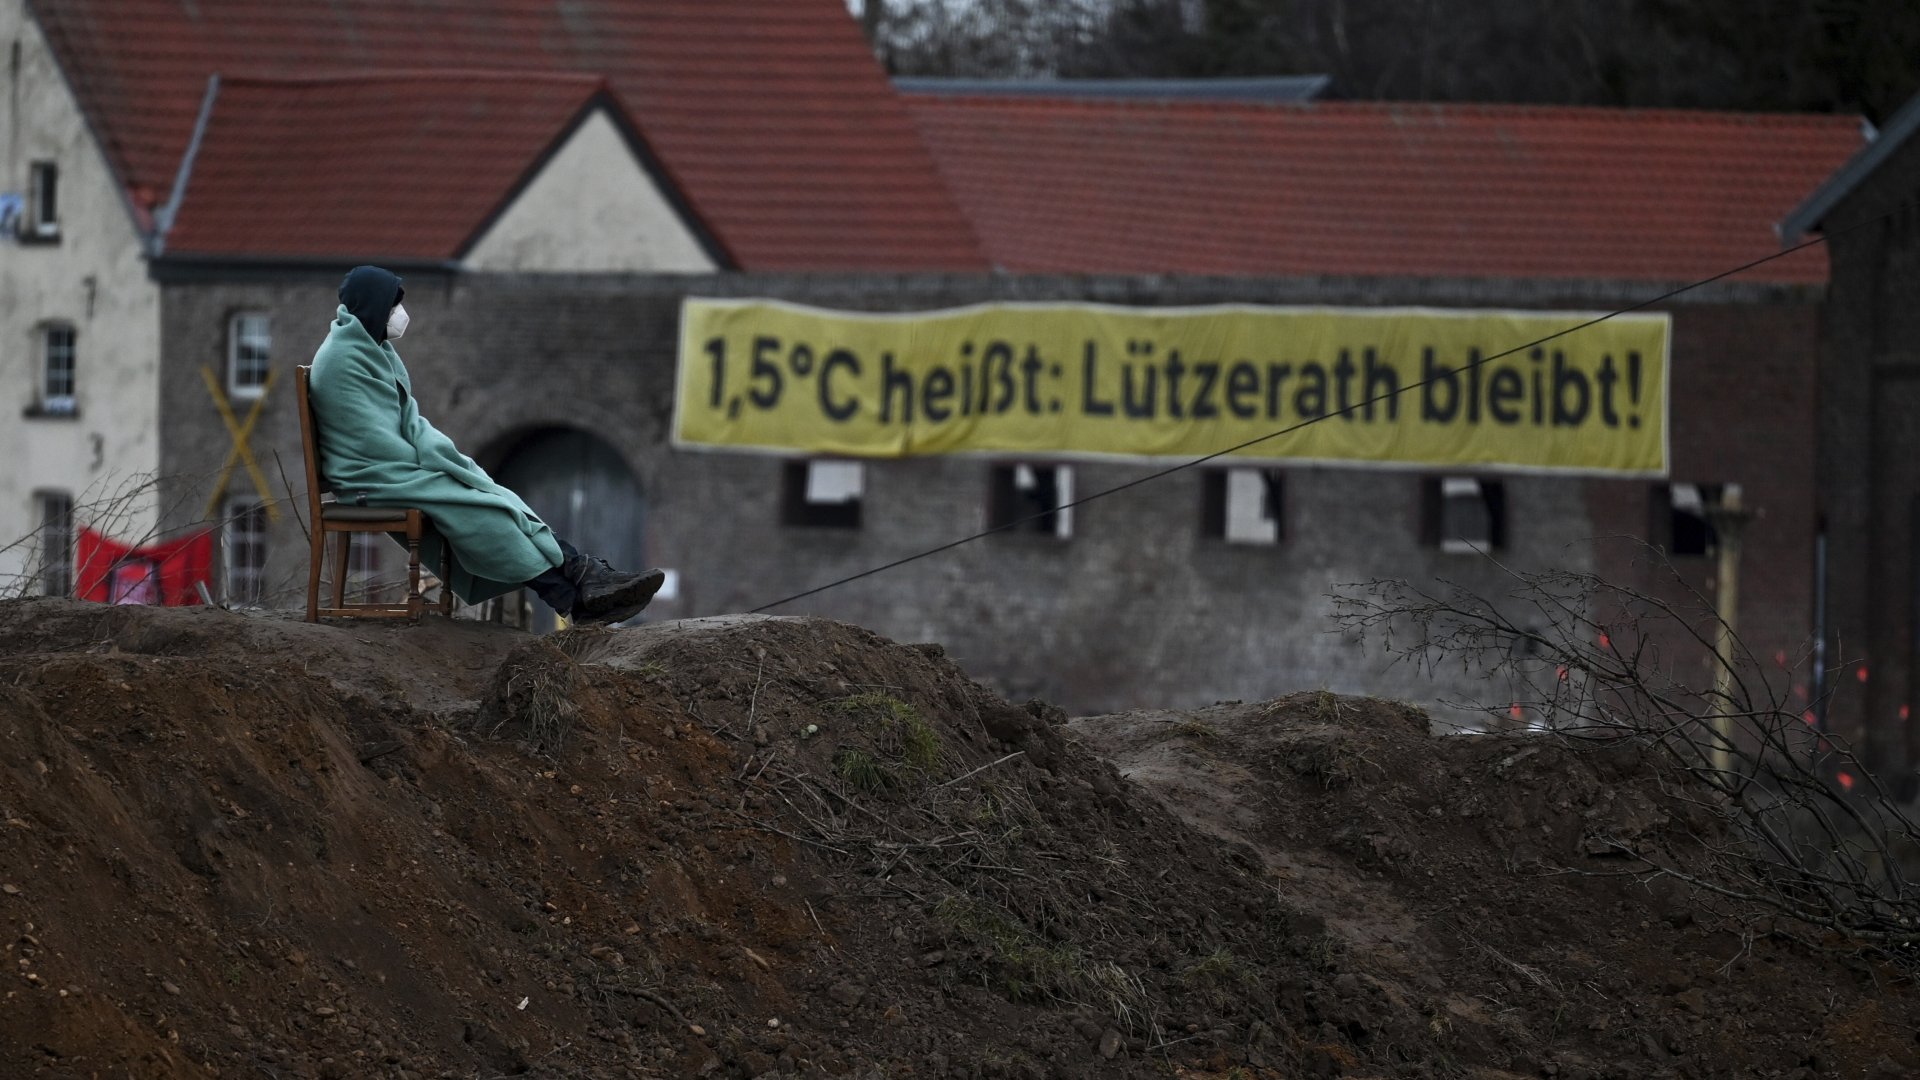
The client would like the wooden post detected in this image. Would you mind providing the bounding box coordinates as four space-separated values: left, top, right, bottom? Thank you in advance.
1707 486 1751 784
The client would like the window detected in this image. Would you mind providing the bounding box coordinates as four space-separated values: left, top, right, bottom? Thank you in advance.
40 323 75 414
1655 482 1723 557
1202 468 1283 545
107 559 161 605
781 460 864 529
36 491 73 597
26 161 57 239
989 463 1073 539
228 312 272 396
224 499 268 606
1424 476 1506 553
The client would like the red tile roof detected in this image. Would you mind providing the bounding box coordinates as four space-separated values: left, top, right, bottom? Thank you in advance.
163 74 615 262
30 0 987 271
906 97 1867 283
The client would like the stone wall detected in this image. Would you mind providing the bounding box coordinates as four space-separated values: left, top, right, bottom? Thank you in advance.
156 268 1822 720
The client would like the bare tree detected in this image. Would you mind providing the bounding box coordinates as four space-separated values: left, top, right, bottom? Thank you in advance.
1334 559 1920 972
857 0 1920 123
861 0 1125 78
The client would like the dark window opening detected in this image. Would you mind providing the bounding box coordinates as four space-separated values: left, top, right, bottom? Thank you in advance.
27 161 58 237
1423 476 1506 552
782 460 864 529
989 463 1072 538
1654 482 1723 557
1201 468 1283 545
37 491 73 597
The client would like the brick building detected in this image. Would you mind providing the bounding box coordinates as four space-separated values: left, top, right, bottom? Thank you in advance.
3 0 1866 720
1784 91 1920 779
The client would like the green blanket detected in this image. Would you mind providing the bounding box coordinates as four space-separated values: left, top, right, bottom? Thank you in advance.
308 305 562 603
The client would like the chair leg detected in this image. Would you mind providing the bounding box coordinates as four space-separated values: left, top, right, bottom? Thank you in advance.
440 550 454 616
331 531 350 610
306 525 324 622
406 527 424 623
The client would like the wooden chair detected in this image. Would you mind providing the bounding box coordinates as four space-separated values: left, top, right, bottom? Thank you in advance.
296 366 452 623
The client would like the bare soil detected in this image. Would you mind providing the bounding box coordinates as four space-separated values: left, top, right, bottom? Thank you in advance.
0 598 1912 1079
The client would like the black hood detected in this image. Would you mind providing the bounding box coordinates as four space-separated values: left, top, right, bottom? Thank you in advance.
339 265 405 343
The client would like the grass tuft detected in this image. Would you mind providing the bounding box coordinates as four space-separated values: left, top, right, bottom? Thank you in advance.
1181 947 1244 987
934 896 1083 1003
833 747 894 793
828 691 917 725
829 692 946 778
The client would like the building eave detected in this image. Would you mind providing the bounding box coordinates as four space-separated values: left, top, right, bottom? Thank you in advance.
1782 96 1920 242
147 252 466 285
150 74 220 256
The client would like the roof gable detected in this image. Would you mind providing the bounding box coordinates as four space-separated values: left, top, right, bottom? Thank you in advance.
908 97 1867 284
161 73 633 263
462 105 720 273
29 0 987 271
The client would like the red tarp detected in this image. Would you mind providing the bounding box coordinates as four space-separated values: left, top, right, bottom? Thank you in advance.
75 528 214 606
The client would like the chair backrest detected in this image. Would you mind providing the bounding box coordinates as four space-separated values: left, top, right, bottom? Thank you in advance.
294 366 327 526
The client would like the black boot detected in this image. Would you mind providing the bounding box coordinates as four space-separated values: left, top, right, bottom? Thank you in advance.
565 554 666 625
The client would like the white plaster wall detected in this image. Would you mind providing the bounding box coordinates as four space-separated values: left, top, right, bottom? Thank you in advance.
464 108 717 273
0 0 161 594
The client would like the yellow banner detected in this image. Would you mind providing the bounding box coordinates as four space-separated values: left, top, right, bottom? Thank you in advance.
673 299 1669 475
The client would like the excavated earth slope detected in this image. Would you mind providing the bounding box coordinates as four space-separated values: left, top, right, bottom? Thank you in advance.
0 598 1913 1079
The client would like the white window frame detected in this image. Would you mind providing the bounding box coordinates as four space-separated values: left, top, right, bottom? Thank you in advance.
803 460 864 506
1221 468 1281 545
781 459 865 529
996 463 1073 539
40 323 76 414
1438 476 1496 554
227 312 273 397
223 498 269 607
26 161 58 239
1036 465 1072 539
36 490 74 597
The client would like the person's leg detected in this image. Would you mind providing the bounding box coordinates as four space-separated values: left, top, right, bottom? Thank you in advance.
524 563 579 616
521 538 664 625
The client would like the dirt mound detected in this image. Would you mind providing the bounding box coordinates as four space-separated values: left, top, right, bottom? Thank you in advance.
0 599 1913 1079
1076 696 1920 1079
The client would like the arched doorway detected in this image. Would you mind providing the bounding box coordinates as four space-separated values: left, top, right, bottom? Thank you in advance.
491 428 646 633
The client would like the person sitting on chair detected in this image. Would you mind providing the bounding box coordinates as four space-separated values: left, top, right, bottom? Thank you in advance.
308 265 664 625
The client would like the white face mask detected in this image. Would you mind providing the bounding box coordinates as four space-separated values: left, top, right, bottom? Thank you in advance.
387 304 411 340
